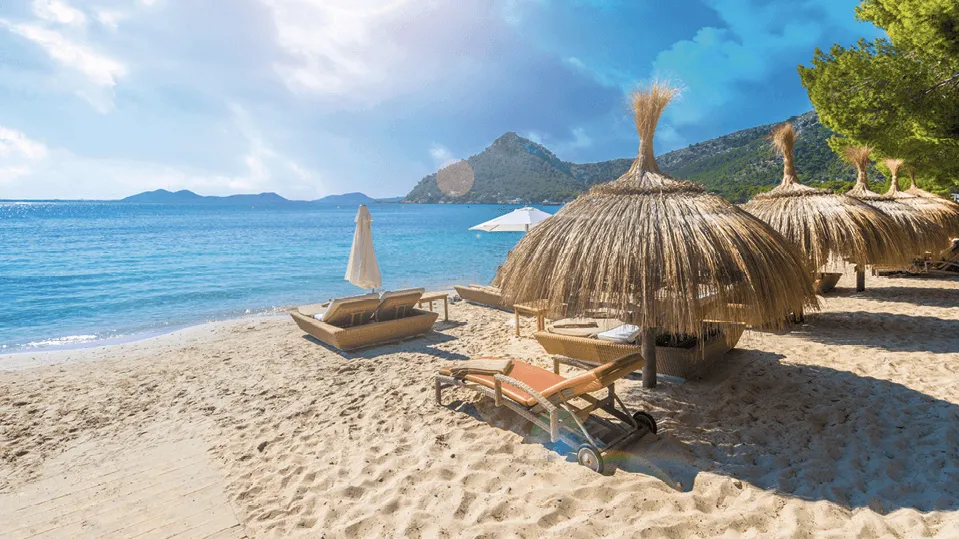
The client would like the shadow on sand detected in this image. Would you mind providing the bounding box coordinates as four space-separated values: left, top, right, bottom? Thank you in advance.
303 327 469 361
624 349 959 513
444 349 959 514
850 284 959 309
796 311 959 354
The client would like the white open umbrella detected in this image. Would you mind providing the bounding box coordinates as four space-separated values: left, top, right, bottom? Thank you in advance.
469 206 552 232
345 204 382 291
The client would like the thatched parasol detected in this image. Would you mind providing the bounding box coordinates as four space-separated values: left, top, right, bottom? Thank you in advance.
494 84 818 388
884 161 959 235
904 167 939 198
843 147 947 256
742 124 909 276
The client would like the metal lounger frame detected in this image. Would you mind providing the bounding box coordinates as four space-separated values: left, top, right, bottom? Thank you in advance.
435 356 650 456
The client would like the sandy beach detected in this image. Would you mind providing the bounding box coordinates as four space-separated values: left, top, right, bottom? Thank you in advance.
2 270 958 537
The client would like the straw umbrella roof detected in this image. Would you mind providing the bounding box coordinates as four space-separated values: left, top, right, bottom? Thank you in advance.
494 84 818 337
904 167 942 198
742 124 910 270
884 161 959 233
842 147 947 253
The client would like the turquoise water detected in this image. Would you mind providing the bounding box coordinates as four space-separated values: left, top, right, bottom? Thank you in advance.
0 202 552 352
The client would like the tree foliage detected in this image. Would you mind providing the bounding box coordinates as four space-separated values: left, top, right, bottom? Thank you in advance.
798 0 959 195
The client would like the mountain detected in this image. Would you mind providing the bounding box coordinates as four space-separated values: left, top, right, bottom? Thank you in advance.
404 132 589 204
314 192 376 204
121 189 292 205
403 111 870 204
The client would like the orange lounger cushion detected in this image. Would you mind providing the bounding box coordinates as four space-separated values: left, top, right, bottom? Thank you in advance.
462 362 567 407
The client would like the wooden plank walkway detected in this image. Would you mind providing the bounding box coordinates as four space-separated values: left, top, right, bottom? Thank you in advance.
0 438 247 539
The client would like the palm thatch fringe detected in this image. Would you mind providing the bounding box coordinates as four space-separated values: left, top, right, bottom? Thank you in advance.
495 83 818 340
742 125 911 269
843 147 947 253
883 161 959 234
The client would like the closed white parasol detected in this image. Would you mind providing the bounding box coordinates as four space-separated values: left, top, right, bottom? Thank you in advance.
469 206 553 232
344 205 382 291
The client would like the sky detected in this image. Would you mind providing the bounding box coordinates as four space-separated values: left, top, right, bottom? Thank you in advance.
0 0 884 200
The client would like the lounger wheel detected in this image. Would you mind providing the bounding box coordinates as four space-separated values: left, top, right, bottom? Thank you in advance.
633 411 657 434
576 444 604 473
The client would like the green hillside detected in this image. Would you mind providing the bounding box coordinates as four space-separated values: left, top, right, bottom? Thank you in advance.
403 111 882 204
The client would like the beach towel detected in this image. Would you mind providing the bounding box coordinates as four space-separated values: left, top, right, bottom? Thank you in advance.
597 324 643 344
447 358 513 378
551 318 599 329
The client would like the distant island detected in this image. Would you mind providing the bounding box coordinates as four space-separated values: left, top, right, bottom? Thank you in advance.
313 192 403 204
121 189 403 205
403 111 873 204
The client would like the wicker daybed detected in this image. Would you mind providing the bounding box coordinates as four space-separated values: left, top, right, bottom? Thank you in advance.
534 323 745 380
291 290 438 351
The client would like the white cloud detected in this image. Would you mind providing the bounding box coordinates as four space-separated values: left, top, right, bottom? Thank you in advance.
566 127 592 150
564 56 587 71
522 127 593 156
1 0 128 112
264 0 408 97
95 10 124 31
0 127 49 160
429 144 458 169
32 0 87 27
4 23 125 88
0 127 48 185
523 131 544 144
224 103 322 195
0 117 326 200
261 0 512 107
651 0 874 126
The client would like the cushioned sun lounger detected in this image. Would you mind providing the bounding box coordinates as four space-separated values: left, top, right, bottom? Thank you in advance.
436 352 657 473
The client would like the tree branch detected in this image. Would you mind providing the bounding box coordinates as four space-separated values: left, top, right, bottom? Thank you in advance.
918 71 959 97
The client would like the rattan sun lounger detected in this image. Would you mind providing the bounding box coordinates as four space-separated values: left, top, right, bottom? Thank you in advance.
291 292 438 351
453 284 509 310
298 294 381 326
534 324 745 380
375 288 425 321
436 353 657 473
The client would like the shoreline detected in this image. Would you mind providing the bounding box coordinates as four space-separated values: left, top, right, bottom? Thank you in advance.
0 288 458 371
0 313 289 372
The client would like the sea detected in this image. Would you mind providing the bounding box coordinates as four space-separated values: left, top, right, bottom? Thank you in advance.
0 202 554 354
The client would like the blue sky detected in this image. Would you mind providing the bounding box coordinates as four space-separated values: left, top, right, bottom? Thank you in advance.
0 0 883 200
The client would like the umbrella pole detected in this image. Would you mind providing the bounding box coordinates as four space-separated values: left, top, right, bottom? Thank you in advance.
642 327 657 389
855 265 865 292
